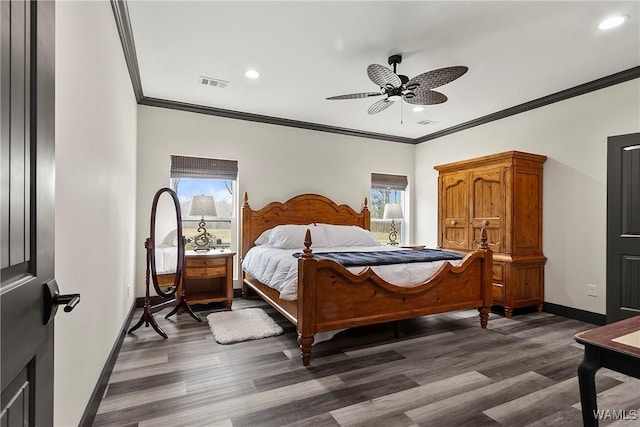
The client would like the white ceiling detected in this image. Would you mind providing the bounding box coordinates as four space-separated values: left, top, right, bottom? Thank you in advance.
126 1 640 142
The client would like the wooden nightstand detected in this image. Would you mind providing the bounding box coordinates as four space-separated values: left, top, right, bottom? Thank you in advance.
400 245 426 250
182 250 235 309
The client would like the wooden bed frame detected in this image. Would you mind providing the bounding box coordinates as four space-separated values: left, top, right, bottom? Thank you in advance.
241 193 493 366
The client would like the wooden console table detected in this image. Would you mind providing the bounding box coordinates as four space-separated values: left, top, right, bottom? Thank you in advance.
182 250 235 310
574 316 640 426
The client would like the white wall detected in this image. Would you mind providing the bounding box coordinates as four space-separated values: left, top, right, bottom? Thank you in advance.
415 79 640 315
55 1 137 425
136 105 415 295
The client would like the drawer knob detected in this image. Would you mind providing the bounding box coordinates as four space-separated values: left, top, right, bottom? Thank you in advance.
450 220 457 225
482 220 489 226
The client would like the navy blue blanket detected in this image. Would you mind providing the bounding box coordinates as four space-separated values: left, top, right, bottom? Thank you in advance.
292 248 464 267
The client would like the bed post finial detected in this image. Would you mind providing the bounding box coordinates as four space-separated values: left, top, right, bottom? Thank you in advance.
363 196 369 211
242 191 249 208
478 228 489 250
302 229 313 259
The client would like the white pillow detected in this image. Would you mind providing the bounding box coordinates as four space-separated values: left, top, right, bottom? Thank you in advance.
162 229 178 246
254 228 272 246
255 224 330 249
322 224 380 247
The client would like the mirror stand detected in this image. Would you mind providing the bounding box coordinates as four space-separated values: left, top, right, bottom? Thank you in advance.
128 238 177 338
128 187 202 339
164 236 202 322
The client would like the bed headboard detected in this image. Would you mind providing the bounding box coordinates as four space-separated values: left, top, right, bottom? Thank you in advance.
241 192 370 259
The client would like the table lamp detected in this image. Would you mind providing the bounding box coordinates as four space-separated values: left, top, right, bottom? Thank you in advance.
190 195 217 251
383 203 403 245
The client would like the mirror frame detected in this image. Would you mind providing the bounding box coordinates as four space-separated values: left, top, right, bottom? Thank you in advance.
149 187 185 298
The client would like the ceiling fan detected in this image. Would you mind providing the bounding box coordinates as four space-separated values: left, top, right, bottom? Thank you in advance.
326 54 468 115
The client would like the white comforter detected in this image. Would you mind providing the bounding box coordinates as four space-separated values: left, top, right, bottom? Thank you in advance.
242 245 464 301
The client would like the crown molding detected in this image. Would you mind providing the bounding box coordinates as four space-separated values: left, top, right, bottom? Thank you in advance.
111 0 143 102
111 0 639 146
139 96 415 144
416 66 640 143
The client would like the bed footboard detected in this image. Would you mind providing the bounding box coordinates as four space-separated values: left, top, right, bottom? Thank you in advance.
296 229 493 366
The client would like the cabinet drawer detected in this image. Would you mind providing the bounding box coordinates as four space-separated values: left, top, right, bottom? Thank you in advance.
492 283 505 305
186 257 226 268
492 263 504 283
185 265 226 278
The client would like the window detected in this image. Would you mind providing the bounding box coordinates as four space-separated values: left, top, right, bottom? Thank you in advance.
370 173 408 244
170 155 238 251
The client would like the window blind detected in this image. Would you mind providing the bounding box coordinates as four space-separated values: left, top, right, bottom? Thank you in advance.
371 173 408 190
170 155 238 180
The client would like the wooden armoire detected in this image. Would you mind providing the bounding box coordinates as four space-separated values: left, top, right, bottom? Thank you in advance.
435 151 547 318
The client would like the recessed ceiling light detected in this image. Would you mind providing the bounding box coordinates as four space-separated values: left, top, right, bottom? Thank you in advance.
412 106 424 112
245 69 260 79
599 15 628 30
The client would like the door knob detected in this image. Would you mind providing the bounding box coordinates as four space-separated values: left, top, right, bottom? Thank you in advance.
42 279 81 325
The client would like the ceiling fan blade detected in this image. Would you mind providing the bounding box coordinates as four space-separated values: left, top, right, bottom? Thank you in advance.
367 98 394 115
367 64 402 89
326 92 382 100
406 66 468 91
403 90 448 105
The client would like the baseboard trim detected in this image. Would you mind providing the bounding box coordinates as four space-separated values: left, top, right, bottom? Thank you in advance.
79 301 137 426
543 302 606 326
135 289 244 307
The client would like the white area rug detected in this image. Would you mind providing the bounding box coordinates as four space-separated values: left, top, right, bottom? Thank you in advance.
206 308 283 344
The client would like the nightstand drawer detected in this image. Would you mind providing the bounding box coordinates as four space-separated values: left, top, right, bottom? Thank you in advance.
185 265 226 278
186 257 226 268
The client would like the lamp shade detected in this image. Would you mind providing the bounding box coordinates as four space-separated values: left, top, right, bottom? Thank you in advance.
189 195 217 217
383 203 404 220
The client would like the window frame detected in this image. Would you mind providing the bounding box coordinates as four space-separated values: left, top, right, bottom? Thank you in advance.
370 173 409 245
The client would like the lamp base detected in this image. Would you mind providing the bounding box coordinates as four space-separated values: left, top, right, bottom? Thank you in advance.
193 218 213 251
387 219 399 246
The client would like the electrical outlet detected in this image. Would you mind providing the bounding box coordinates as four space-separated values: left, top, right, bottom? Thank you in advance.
588 284 597 297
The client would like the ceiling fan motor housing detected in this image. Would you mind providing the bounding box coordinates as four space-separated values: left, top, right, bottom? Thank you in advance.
388 54 402 66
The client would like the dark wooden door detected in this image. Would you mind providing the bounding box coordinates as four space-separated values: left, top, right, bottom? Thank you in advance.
1 1 56 425
607 133 640 323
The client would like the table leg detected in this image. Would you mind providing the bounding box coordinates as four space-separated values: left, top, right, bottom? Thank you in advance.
577 346 601 427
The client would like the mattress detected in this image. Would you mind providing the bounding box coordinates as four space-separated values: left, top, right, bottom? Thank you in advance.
242 245 464 301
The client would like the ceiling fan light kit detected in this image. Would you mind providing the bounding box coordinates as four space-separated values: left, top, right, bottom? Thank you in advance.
327 54 468 115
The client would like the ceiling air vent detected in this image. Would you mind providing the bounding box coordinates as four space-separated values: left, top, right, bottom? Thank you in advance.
417 119 439 126
200 76 229 89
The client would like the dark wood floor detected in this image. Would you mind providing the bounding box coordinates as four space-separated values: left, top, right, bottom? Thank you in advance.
94 298 640 426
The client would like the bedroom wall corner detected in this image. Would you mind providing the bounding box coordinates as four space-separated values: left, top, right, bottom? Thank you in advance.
414 78 640 316
55 1 138 425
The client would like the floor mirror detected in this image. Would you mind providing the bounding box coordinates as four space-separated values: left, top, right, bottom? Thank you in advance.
128 187 200 339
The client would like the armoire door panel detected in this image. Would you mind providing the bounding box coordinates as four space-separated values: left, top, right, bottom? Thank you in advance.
470 167 503 252
443 226 468 249
440 172 468 249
